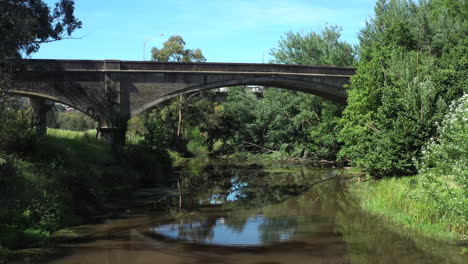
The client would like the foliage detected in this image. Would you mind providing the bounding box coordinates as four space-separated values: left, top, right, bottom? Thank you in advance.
0 108 37 156
55 110 95 131
0 0 82 58
146 35 209 155
126 115 145 143
416 94 468 233
347 94 468 246
143 109 169 152
206 26 355 159
211 87 315 155
339 0 467 177
270 25 355 67
151 35 206 63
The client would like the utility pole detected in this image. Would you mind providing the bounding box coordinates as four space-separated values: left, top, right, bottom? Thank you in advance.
143 34 164 60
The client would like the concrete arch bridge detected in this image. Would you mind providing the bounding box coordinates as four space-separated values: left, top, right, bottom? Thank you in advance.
10 59 355 144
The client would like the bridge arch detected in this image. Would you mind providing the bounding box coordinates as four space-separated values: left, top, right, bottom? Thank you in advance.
9 89 101 122
131 75 347 117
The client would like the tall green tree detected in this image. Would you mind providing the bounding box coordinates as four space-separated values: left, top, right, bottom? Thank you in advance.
270 25 355 67
339 0 467 177
151 35 206 63
147 35 207 153
271 26 355 159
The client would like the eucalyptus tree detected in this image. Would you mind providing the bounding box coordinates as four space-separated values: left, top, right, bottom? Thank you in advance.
147 35 207 152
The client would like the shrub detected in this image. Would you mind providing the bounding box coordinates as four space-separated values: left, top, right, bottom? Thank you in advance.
56 111 95 131
0 109 37 155
416 94 468 233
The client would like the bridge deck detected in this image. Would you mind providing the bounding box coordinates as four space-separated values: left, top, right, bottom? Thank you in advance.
17 59 355 76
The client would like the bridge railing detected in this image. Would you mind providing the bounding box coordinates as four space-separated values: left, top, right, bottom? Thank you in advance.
16 59 355 76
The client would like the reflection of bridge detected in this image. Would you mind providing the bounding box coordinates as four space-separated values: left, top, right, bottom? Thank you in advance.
10 59 355 143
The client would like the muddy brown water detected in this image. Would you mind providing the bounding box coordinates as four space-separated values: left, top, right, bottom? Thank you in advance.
18 160 468 264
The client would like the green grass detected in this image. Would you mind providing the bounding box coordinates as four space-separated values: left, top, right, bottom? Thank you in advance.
349 176 467 243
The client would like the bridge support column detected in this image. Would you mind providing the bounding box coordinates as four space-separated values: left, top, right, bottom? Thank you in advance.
29 98 55 137
97 124 127 145
96 59 129 146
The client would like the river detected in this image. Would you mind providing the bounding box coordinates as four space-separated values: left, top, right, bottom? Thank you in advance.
24 159 467 264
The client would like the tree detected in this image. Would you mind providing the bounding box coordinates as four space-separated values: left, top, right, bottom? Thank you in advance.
0 0 82 59
0 0 81 154
151 35 206 63
149 35 206 152
270 25 355 67
338 0 467 177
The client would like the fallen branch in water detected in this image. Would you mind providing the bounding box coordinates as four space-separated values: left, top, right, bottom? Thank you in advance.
241 141 275 153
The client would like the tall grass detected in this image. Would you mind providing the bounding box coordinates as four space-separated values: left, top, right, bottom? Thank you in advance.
349 177 466 243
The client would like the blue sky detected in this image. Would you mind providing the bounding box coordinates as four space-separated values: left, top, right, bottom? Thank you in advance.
32 0 376 63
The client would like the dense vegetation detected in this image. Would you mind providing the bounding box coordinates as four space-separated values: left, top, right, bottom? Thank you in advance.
0 0 466 258
353 94 467 240
339 0 467 242
339 0 467 177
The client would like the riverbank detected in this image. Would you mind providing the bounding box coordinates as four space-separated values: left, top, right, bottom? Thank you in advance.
348 176 467 253
208 151 343 168
0 129 172 260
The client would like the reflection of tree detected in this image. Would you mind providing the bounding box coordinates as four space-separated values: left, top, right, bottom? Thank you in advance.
222 210 252 233
162 161 347 245
259 217 298 244
168 214 218 242
229 167 341 209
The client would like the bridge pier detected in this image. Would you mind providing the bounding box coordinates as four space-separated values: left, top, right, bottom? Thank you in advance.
97 125 127 145
29 97 55 137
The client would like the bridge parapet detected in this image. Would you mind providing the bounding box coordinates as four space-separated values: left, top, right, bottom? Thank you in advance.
15 59 355 76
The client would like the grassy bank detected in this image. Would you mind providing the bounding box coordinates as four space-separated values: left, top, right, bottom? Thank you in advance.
347 94 467 252
348 176 467 246
0 129 172 260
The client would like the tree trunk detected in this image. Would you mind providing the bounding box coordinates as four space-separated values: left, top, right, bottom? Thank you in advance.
176 95 183 138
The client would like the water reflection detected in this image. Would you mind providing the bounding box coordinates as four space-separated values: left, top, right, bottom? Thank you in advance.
152 215 297 245
38 160 467 264
149 160 339 246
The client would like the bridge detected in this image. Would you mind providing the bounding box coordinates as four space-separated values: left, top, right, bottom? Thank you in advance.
10 59 355 144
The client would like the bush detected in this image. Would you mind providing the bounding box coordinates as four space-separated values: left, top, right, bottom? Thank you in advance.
56 111 95 131
0 109 37 155
143 110 169 152
416 94 468 233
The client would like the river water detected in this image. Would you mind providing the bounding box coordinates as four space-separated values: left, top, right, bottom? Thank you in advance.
39 159 466 264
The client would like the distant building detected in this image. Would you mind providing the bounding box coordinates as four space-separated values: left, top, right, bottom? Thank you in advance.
216 86 265 93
